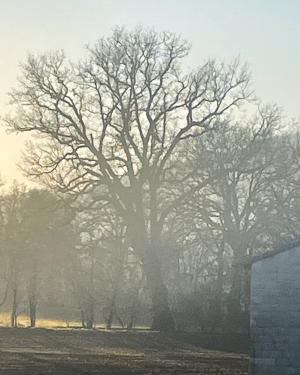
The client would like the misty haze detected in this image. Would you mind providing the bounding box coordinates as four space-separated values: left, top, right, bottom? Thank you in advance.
0 1 299 374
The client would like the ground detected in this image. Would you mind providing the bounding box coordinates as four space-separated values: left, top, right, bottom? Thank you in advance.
0 327 248 374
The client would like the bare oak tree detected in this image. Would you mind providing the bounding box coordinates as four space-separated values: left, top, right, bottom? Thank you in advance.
175 106 287 328
5 27 250 331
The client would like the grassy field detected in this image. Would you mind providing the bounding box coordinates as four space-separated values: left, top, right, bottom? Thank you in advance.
0 313 84 329
0 327 248 374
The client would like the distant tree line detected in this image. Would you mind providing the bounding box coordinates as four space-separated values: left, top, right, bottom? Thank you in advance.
1 27 299 332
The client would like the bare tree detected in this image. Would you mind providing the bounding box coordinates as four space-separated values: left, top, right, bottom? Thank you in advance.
5 27 250 331
175 106 288 329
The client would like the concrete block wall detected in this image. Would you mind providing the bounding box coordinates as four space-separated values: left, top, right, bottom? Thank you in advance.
250 246 300 375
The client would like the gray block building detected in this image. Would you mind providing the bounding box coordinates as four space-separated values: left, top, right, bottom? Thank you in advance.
250 244 300 375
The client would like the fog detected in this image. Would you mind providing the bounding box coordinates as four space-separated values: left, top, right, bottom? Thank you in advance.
0 2 299 374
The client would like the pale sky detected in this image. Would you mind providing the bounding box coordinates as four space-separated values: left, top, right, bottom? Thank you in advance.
0 0 300 183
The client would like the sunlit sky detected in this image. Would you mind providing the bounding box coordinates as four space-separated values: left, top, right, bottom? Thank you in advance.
0 0 299 183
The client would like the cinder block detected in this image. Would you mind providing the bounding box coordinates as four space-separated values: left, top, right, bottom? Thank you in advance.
250 246 300 374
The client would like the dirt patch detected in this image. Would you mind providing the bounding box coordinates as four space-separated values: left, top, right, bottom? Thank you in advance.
0 328 248 374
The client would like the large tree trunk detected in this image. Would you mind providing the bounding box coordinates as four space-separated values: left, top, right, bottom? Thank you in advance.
229 255 243 312
127 198 175 332
227 246 249 332
144 249 175 332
